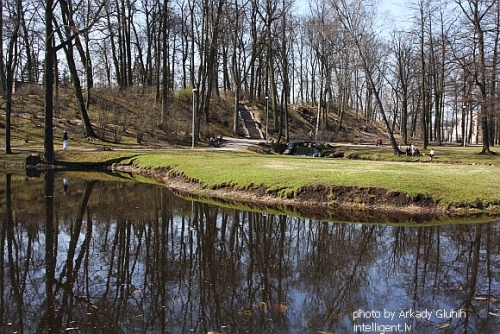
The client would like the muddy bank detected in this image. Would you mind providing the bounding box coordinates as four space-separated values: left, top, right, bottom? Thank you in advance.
112 165 498 224
17 160 498 223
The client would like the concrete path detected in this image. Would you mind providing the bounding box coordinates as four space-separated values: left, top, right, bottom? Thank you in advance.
210 137 264 151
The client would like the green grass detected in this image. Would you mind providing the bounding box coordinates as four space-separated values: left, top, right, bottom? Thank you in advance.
51 147 499 210
3 93 499 219
4 142 500 212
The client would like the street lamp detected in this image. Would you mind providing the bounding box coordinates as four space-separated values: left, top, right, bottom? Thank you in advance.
265 96 269 142
192 88 198 148
463 104 467 147
399 110 402 150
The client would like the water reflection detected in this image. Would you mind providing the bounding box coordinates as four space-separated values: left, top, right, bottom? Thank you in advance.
0 171 499 333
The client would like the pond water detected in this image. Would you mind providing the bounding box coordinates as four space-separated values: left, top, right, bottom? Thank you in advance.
1 171 499 334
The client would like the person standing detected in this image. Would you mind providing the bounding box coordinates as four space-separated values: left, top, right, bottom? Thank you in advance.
410 144 417 156
429 148 435 160
63 178 69 194
63 129 69 149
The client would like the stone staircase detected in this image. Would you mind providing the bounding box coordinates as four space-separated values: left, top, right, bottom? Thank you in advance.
238 103 264 139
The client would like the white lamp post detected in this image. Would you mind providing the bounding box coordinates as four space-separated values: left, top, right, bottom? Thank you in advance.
463 104 467 147
265 96 269 142
192 88 198 148
399 110 402 149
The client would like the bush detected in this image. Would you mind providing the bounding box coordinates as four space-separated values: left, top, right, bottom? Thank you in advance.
178 87 195 102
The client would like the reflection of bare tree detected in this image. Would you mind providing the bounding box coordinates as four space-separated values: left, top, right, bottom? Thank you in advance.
3 173 39 333
30 174 99 332
5 172 28 333
1 173 500 333
43 170 57 332
457 224 482 333
386 223 500 333
0 176 5 328
300 222 377 331
1 174 13 330
55 180 97 328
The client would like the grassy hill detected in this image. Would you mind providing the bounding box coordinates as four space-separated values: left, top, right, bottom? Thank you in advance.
0 86 386 150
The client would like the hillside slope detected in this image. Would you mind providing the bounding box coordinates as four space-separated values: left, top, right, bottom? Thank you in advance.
0 88 386 149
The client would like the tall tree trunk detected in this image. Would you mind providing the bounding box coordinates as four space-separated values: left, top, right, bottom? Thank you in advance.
64 45 97 138
457 0 494 154
333 0 402 155
56 1 97 138
4 0 22 154
84 35 92 108
44 0 56 164
202 0 225 124
0 0 5 95
106 4 122 89
125 0 133 87
419 2 428 149
281 0 289 141
20 5 34 82
231 0 241 134
490 1 500 146
161 0 169 128
475 13 491 153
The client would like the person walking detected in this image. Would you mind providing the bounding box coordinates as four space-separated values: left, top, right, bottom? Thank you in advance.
63 130 69 150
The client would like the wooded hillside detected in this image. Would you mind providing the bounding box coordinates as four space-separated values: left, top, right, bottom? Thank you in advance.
0 87 385 149
1 0 499 159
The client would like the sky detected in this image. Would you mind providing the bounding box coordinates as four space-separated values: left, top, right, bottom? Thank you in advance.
379 0 414 29
294 0 411 32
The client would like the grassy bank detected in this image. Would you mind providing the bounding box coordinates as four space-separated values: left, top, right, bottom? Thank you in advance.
140 152 499 208
37 146 500 213
2 143 500 214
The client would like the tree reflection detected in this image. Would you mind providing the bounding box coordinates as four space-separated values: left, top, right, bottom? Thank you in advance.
0 176 5 329
43 170 57 332
0 172 499 333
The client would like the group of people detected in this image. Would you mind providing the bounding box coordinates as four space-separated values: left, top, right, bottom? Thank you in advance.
406 144 435 160
209 136 223 147
406 144 420 157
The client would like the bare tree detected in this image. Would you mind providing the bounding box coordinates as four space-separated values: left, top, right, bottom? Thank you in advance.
53 0 105 138
259 0 281 132
490 0 500 146
3 0 22 154
104 0 136 90
228 0 256 134
276 0 292 142
331 0 402 155
417 0 430 149
199 0 225 124
428 7 451 146
456 0 496 154
44 0 56 163
389 31 417 146
0 0 4 95
161 0 170 128
306 1 336 136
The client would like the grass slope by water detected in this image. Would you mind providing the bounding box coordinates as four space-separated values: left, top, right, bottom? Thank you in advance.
37 146 500 214
134 151 500 209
